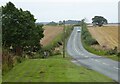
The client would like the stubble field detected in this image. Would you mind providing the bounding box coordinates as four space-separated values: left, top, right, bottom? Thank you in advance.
41 26 63 46
88 26 118 50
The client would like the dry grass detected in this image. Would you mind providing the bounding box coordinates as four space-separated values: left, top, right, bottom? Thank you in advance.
41 26 63 46
88 26 118 50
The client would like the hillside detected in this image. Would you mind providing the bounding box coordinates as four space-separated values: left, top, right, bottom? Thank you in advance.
40 26 63 46
65 20 80 24
88 26 118 50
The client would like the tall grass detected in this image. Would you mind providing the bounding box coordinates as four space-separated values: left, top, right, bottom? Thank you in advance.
2 48 26 75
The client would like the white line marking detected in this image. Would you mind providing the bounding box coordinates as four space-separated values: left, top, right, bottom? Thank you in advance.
81 53 84 55
85 56 88 57
113 67 119 70
102 62 109 66
73 32 83 56
95 60 100 62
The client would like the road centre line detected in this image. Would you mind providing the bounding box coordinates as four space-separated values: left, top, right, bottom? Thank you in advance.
113 67 119 70
94 59 100 62
81 53 84 55
102 62 110 66
85 56 88 57
73 31 82 56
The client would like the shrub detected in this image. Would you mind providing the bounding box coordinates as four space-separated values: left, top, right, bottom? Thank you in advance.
81 23 98 46
107 47 118 55
117 52 120 56
2 49 13 75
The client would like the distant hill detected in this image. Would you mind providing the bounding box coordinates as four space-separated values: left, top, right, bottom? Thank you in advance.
37 20 81 25
46 21 58 26
65 20 80 24
38 22 50 25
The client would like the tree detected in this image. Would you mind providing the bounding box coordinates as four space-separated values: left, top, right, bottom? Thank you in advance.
92 16 108 27
59 21 63 25
47 21 57 26
2 2 44 55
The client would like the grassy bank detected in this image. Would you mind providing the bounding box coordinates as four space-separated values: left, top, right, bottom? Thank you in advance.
3 55 114 82
81 22 119 61
82 41 119 61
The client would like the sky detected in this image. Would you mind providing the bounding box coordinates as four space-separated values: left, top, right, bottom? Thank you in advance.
0 0 119 23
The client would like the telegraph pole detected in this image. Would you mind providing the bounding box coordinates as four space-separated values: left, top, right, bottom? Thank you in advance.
63 20 65 58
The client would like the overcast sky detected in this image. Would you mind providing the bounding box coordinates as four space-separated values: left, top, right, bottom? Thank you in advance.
0 0 119 23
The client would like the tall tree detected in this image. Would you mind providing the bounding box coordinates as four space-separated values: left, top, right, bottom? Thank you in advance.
92 16 108 27
2 2 44 55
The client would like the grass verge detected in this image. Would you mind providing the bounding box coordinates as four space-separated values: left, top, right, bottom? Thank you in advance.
3 55 115 82
82 40 119 61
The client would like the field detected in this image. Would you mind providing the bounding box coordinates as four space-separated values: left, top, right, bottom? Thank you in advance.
3 55 114 82
88 26 118 50
41 26 63 46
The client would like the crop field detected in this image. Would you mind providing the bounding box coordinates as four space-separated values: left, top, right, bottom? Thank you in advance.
41 26 63 46
88 26 118 50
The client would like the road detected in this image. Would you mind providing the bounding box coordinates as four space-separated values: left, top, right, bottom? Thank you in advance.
67 27 119 82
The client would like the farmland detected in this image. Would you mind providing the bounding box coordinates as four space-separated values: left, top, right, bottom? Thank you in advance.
41 26 63 46
88 26 118 50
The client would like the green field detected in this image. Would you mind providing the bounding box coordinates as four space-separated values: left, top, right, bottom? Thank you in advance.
3 55 114 82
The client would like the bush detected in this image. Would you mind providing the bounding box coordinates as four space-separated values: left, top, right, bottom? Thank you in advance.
117 52 120 56
107 47 118 55
53 50 61 55
81 23 98 45
2 50 13 75
2 48 26 75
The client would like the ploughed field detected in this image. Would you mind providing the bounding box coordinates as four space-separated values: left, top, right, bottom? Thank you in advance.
88 26 118 50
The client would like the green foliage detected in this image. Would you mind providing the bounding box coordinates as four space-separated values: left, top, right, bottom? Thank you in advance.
107 47 118 55
117 52 120 56
2 50 13 75
58 21 63 25
2 49 26 75
81 21 98 45
0 7 1 49
2 2 44 55
92 16 108 27
2 2 44 75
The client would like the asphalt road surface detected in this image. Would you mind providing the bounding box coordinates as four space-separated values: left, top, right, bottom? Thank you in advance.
67 26 119 82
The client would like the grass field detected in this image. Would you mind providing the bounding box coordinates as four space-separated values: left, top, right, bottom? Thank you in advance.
2 55 114 82
41 25 63 46
88 26 118 50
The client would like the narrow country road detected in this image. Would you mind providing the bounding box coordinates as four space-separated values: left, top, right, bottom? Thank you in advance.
67 27 119 82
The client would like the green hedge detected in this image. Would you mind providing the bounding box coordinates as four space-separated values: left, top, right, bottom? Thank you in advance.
81 23 98 45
